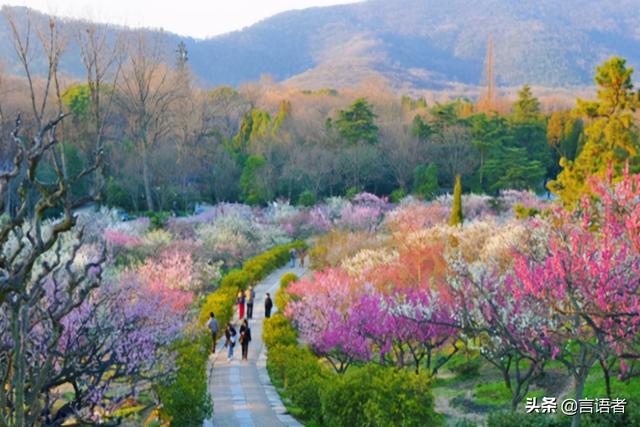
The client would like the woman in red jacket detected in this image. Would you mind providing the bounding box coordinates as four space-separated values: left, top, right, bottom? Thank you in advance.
237 289 246 319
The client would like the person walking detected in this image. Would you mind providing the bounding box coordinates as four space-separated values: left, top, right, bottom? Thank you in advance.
289 247 297 267
239 319 252 360
245 286 256 319
205 312 219 354
265 292 273 318
237 289 245 319
225 324 237 361
299 248 305 268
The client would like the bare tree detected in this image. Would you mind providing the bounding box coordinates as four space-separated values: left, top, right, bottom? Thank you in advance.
431 125 479 186
75 22 123 195
117 31 178 211
0 89 104 427
0 12 108 426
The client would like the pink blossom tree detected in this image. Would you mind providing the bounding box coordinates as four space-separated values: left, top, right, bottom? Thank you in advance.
286 269 373 373
511 202 640 426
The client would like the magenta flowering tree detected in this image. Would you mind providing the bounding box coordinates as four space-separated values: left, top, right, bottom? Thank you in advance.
395 289 459 375
286 265 459 375
286 269 373 373
354 288 458 375
511 203 640 426
588 166 640 380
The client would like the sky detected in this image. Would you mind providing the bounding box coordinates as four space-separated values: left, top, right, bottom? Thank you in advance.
0 0 362 39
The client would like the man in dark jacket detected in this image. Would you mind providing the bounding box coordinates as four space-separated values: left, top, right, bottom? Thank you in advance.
265 293 273 318
240 319 252 360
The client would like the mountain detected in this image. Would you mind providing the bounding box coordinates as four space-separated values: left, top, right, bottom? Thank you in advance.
2 0 640 91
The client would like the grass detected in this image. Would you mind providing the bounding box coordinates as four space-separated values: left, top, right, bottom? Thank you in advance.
433 354 640 427
473 381 512 406
582 366 640 402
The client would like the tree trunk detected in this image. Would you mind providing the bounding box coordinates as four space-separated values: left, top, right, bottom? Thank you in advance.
599 358 612 399
11 303 26 427
141 140 155 211
572 371 587 427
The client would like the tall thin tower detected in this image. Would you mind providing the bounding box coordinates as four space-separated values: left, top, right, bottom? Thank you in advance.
478 34 496 112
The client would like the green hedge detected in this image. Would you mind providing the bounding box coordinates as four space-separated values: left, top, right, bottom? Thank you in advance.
264 305 442 427
275 272 298 312
321 364 442 427
264 313 299 348
264 312 326 424
156 332 212 426
268 343 326 423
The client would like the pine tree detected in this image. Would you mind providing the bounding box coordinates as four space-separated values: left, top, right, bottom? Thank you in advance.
512 85 540 122
449 175 463 226
413 163 438 199
335 98 378 145
549 57 640 208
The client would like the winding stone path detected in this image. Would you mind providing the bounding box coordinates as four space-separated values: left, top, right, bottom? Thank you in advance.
204 263 306 427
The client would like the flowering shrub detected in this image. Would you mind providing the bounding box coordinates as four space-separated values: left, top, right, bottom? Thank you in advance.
341 248 399 277
351 191 388 206
309 230 389 270
336 204 383 231
383 201 448 234
105 229 142 248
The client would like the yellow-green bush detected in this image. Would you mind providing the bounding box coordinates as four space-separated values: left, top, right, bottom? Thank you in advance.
321 364 442 427
279 272 298 287
199 286 236 327
156 332 212 425
275 272 298 311
263 313 298 348
220 269 251 290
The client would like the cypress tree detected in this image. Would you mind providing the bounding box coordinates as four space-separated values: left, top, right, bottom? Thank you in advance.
449 174 463 226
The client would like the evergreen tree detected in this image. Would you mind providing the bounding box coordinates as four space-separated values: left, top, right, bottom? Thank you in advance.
413 163 439 199
512 85 540 121
471 114 511 191
549 57 640 208
240 155 268 205
411 115 432 141
335 98 378 145
449 174 463 226
483 146 546 192
510 85 553 176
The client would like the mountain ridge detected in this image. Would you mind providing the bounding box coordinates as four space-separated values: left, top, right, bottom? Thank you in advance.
1 1 639 91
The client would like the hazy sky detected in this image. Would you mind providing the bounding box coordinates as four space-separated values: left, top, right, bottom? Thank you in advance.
0 0 361 38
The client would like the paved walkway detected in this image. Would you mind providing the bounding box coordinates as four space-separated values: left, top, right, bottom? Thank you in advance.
204 262 307 427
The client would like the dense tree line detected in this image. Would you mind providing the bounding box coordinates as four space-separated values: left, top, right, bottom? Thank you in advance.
17 80 572 213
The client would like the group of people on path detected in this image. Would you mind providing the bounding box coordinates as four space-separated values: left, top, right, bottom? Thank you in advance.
289 247 305 268
219 319 252 361
204 286 276 362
